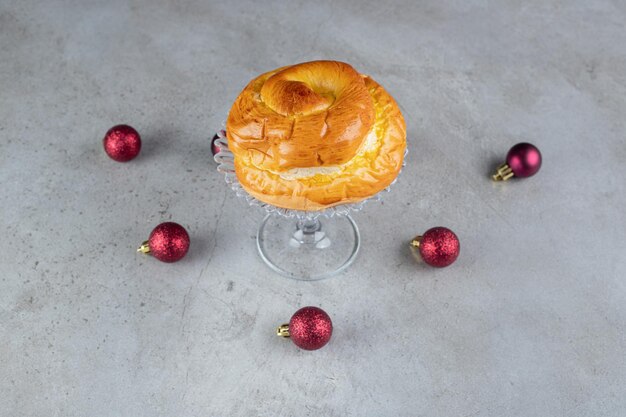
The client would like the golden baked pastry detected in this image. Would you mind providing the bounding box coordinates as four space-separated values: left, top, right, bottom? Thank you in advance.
226 60 406 211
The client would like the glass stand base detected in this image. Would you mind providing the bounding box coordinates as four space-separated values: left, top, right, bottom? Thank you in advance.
256 214 360 280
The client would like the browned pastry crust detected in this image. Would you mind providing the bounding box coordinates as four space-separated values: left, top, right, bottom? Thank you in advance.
226 60 406 211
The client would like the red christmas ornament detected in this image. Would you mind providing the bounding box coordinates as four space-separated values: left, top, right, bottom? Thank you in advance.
277 306 333 350
211 130 226 157
411 227 460 268
493 142 542 181
103 124 142 162
138 222 190 263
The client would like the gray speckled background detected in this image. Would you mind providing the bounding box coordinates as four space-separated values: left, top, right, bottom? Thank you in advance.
1 1 625 416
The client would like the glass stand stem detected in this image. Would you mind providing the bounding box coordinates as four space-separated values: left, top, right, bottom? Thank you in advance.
291 217 330 248
257 214 360 280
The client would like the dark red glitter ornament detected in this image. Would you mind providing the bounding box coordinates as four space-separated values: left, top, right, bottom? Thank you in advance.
277 306 333 350
493 142 542 181
138 222 190 263
103 124 141 162
411 227 460 268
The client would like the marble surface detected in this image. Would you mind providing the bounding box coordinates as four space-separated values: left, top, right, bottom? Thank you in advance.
1 1 625 416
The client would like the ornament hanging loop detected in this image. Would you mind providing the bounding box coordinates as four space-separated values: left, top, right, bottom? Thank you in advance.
276 324 290 338
410 236 422 248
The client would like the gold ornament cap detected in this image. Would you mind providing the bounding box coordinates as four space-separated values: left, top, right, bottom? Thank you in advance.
276 324 290 338
492 163 514 181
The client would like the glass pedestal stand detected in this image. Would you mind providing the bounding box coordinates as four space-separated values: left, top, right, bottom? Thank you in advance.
256 213 360 280
214 129 400 280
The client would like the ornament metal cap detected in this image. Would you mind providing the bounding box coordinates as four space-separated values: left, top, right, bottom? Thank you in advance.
492 163 515 181
276 324 291 338
137 241 151 254
410 235 422 248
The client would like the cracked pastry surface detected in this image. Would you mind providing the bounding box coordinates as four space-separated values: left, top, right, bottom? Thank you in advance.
226 60 406 211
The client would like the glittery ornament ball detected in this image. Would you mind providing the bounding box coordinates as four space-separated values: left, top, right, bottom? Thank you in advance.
419 227 460 268
506 142 542 178
103 124 141 162
289 306 333 350
148 222 190 263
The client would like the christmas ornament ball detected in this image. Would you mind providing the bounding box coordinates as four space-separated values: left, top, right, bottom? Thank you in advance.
103 124 141 162
140 222 190 263
415 227 460 268
288 306 333 350
506 142 542 178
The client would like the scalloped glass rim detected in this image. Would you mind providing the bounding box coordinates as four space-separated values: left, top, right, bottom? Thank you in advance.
213 129 407 220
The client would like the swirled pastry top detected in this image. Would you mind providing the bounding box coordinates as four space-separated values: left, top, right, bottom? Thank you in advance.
226 60 406 211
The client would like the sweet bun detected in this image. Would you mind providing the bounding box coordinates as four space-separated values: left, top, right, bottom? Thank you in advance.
226 60 406 211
